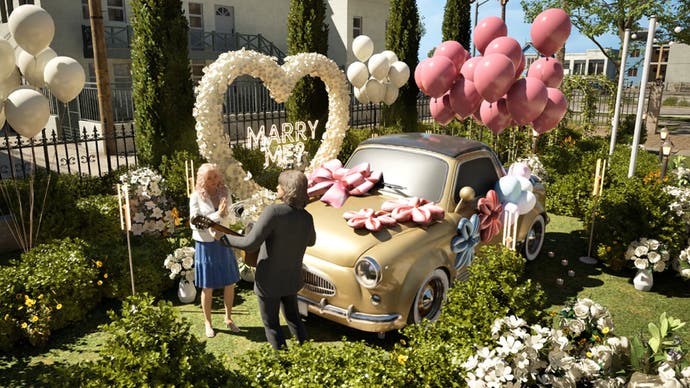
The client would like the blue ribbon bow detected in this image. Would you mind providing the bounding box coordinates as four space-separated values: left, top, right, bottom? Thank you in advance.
450 214 481 269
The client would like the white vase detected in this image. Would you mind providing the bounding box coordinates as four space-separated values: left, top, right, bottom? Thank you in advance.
633 269 654 291
178 279 197 303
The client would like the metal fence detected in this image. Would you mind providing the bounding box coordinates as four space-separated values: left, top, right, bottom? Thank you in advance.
0 78 661 181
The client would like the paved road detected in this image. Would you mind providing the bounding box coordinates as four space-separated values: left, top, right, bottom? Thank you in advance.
644 106 690 156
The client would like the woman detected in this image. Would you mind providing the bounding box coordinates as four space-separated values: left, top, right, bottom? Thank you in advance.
222 170 316 350
190 163 241 338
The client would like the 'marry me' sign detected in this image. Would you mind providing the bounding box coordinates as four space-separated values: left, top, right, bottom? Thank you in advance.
245 120 318 168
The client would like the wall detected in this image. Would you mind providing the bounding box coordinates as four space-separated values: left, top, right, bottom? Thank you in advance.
666 43 690 87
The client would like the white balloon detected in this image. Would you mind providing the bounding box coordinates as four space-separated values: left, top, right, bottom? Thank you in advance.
354 86 370 104
364 78 385 103
381 50 399 64
508 162 532 179
516 176 533 192
517 191 537 215
8 5 55 56
388 61 410 88
0 68 21 101
368 53 390 81
0 39 15 80
44 56 86 103
5 88 50 138
383 83 399 105
17 47 56 87
346 61 369 89
352 35 374 62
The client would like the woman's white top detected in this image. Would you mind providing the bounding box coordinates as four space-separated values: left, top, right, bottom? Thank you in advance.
189 191 232 242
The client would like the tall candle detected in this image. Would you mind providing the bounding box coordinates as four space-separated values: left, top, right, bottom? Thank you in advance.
123 185 131 231
593 159 602 196
599 159 607 196
185 160 190 197
191 160 195 190
117 184 124 230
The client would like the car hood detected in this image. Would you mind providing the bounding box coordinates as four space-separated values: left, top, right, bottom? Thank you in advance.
305 194 434 267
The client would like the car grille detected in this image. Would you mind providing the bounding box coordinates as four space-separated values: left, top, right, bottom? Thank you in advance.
302 268 336 296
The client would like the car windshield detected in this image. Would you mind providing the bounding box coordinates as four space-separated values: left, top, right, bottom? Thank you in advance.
346 147 448 202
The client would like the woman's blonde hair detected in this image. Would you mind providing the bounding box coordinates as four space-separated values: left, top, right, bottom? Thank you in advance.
279 170 309 209
195 163 228 200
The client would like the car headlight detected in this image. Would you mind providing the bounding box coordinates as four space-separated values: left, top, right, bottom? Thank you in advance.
354 256 382 288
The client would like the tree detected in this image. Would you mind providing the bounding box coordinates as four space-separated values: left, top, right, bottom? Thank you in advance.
442 0 472 50
130 0 198 168
384 0 422 130
286 0 329 144
519 0 675 71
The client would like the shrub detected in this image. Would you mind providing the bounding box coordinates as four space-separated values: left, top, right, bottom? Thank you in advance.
160 149 204 210
57 293 240 387
231 144 282 191
398 245 547 386
0 238 101 348
337 126 401 163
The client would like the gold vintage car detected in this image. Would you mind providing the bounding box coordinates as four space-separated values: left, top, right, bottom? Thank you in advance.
298 133 547 335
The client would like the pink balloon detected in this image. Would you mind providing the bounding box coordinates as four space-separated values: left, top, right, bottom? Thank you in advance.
414 58 430 95
530 8 572 57
434 40 468 73
506 77 548 125
480 98 512 135
449 77 482 119
430 94 455 126
484 36 523 70
527 57 564 88
514 54 525 78
460 56 481 82
473 16 508 55
532 87 567 133
420 55 457 98
473 54 515 103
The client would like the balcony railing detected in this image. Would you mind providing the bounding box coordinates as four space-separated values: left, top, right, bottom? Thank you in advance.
82 26 285 61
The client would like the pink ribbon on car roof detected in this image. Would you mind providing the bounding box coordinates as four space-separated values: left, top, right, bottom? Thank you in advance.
380 197 445 226
307 159 381 208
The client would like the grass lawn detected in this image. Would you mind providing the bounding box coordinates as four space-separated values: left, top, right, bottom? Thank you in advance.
1 214 689 385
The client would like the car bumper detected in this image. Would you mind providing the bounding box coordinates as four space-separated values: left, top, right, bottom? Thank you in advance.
297 294 405 333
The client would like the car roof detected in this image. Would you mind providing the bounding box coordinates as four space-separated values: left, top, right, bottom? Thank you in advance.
359 132 492 158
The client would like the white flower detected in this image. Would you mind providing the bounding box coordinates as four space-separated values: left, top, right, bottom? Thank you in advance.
590 345 613 369
170 263 182 275
567 319 586 336
653 261 667 272
648 251 661 263
647 239 660 250
506 315 526 329
182 256 194 269
634 245 649 257
573 358 600 377
497 335 523 355
463 354 479 370
589 303 606 319
573 303 590 319
658 362 679 382
634 258 649 269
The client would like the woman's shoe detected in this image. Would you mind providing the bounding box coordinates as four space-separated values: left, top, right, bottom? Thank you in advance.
225 320 240 333
205 325 215 338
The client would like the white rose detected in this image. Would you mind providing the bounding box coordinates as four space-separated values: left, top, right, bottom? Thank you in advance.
589 303 606 319
648 239 660 250
653 261 667 272
171 263 182 275
182 256 194 269
634 258 649 269
648 251 661 263
568 319 586 336
185 270 195 283
573 304 590 319
574 358 601 377
658 362 679 383
635 245 649 257
681 269 690 279
591 345 613 369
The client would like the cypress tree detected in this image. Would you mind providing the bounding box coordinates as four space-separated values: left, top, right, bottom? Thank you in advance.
442 0 472 50
130 0 198 168
384 0 422 130
286 0 329 144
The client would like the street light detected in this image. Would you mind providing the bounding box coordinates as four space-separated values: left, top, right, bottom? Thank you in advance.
661 139 672 179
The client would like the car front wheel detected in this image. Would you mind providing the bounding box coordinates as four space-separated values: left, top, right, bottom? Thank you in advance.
408 269 449 324
522 214 545 261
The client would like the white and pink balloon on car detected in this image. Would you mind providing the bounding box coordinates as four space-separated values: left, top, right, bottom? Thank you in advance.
0 5 86 138
415 8 571 136
347 35 410 105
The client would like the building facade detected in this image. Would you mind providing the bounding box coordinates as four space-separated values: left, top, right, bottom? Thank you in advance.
1 0 389 84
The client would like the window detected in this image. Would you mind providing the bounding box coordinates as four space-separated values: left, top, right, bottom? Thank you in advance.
630 48 641 58
572 60 586 75
113 63 131 84
82 0 89 19
189 2 203 29
0 1 9 23
107 0 125 22
87 63 97 83
627 67 638 77
353 17 362 38
18 0 34 4
588 59 605 75
216 6 230 16
454 157 500 202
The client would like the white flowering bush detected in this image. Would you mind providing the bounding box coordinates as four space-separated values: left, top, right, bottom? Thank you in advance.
463 299 628 387
119 167 176 236
624 238 670 272
163 247 195 284
675 241 690 279
672 165 690 187
664 185 690 226
514 155 549 182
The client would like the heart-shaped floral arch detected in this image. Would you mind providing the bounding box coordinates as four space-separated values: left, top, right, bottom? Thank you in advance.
193 49 350 217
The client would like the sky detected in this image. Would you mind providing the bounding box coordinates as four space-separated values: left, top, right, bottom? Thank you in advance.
417 0 620 59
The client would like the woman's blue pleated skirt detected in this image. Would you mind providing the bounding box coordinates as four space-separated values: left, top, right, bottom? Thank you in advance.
194 240 240 289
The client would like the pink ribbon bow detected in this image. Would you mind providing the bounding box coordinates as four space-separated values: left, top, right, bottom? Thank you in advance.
477 190 503 242
380 197 445 226
343 208 397 232
307 159 382 208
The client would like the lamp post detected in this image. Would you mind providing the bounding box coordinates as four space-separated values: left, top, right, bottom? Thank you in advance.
659 126 669 161
661 139 672 180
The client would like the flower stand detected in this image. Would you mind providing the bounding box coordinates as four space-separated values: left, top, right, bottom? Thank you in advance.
633 269 654 291
178 280 197 303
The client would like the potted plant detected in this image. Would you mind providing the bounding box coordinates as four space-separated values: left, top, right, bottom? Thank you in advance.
163 247 196 303
625 238 670 291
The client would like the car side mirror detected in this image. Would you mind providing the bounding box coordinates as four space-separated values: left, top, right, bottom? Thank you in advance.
453 186 476 213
